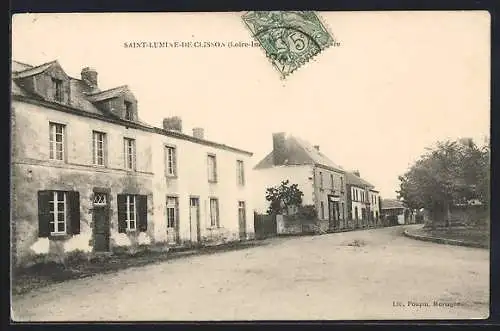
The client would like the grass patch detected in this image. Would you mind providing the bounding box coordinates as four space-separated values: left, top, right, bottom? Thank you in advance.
419 227 489 247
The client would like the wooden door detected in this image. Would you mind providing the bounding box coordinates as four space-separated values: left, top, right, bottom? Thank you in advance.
93 192 110 252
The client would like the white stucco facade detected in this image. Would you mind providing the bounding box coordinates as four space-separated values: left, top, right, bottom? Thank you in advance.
151 132 254 244
251 165 314 214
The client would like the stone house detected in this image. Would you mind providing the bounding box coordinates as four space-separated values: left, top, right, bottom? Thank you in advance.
11 59 253 266
252 132 347 232
345 171 381 228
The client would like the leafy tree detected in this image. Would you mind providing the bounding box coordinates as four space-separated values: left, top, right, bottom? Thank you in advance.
397 138 490 225
265 180 304 215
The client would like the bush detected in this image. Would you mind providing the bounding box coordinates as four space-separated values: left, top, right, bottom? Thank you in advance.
65 250 90 266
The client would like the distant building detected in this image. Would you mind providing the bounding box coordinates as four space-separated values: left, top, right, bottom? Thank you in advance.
380 199 412 225
252 133 347 232
345 171 380 228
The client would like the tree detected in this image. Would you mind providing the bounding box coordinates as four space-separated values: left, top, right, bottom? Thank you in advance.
265 180 304 215
397 138 490 225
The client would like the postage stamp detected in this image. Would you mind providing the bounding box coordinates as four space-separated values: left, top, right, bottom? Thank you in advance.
242 11 334 78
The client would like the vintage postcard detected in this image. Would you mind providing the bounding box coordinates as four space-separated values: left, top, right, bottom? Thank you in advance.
10 11 490 321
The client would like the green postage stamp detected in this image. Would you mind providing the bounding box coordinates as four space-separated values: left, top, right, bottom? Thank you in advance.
242 11 334 78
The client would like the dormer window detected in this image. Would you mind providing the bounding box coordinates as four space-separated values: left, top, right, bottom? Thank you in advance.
124 101 133 120
52 77 63 102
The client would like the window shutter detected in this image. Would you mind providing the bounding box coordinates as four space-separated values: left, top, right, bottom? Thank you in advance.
68 191 81 235
172 148 177 176
38 191 51 238
117 194 127 233
133 140 137 171
137 195 148 232
164 147 168 176
216 200 220 227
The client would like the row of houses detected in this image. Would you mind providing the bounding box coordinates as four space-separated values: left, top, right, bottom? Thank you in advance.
10 59 403 267
252 133 383 233
11 60 254 267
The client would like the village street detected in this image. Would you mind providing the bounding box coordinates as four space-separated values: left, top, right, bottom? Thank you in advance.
12 225 489 321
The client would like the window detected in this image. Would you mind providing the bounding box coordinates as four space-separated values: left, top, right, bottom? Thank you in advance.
126 195 137 230
124 101 133 120
238 201 246 216
341 202 345 219
49 122 66 161
38 190 80 237
320 201 325 219
319 172 323 189
237 160 245 186
210 198 220 227
123 138 136 170
52 78 63 102
207 154 217 182
166 196 179 228
355 206 359 220
340 177 344 192
118 194 147 233
330 174 334 190
165 146 177 177
92 131 106 166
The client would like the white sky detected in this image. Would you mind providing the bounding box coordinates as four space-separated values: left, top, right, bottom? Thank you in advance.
11 11 490 199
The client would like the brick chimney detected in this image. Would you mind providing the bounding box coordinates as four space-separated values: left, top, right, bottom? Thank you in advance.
163 116 182 132
313 145 320 151
353 170 360 177
81 67 98 90
193 127 204 139
272 132 287 166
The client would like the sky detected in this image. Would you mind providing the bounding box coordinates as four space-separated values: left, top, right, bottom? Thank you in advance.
11 11 490 199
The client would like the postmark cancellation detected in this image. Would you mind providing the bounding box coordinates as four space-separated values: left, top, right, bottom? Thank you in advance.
242 11 336 78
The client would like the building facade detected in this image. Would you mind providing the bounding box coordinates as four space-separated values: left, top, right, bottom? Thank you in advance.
11 60 253 266
346 171 380 228
151 119 254 246
252 133 347 231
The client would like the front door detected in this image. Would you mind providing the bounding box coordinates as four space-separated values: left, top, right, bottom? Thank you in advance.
328 199 339 229
189 197 200 243
166 197 180 244
93 192 110 252
238 201 247 240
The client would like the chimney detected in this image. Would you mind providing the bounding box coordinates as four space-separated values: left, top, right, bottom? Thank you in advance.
313 145 320 151
272 132 287 166
81 67 98 89
353 170 360 177
163 116 182 132
193 127 204 139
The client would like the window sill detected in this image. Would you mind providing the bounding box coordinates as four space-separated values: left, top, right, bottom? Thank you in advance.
208 180 218 184
166 175 178 180
206 226 221 230
49 234 72 241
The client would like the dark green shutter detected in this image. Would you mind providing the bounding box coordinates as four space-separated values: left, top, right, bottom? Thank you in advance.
68 191 80 235
38 191 51 237
117 194 127 233
137 195 148 232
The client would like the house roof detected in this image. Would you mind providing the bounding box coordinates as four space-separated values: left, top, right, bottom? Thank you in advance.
345 171 375 189
381 199 406 210
85 85 134 102
11 59 253 156
12 60 59 79
12 60 33 72
253 134 344 172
